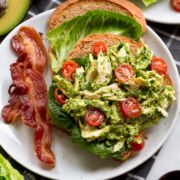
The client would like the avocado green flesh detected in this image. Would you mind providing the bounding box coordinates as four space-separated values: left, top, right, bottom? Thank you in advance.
0 0 30 35
49 42 175 158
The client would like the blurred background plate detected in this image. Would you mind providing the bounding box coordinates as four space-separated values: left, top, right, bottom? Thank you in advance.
130 0 180 24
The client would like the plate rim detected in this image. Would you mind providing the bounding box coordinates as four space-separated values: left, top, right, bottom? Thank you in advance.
145 15 180 25
0 9 180 180
129 0 180 24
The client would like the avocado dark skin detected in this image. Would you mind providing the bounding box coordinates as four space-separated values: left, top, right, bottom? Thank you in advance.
0 0 7 18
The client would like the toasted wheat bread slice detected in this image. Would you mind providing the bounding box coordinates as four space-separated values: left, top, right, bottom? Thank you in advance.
48 0 146 33
68 33 144 60
164 73 173 87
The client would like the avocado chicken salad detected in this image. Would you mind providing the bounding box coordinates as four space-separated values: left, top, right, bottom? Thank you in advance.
48 41 175 160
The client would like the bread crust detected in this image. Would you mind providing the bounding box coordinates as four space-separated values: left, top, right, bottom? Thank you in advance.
48 0 146 33
164 73 173 87
68 33 144 60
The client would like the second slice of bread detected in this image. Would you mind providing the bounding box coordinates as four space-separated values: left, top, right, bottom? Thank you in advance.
68 33 144 60
48 0 146 33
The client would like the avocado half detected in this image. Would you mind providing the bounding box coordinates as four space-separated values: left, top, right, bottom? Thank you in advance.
0 0 30 35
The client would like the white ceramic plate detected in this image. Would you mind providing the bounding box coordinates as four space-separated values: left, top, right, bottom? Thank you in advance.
130 0 180 24
0 10 180 180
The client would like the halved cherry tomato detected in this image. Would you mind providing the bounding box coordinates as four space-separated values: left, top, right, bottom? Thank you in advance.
54 88 67 105
150 57 168 75
171 0 180 12
131 136 145 152
85 107 104 127
121 97 141 118
115 64 133 83
93 41 107 56
61 60 80 82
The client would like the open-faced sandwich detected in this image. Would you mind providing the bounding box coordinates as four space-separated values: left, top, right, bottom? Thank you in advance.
47 0 176 161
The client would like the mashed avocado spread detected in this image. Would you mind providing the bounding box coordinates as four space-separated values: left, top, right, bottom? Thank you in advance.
49 42 175 159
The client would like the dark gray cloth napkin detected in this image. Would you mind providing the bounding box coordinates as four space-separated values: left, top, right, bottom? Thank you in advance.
0 0 179 179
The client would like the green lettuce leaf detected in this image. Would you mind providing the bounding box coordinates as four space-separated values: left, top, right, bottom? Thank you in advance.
48 83 74 132
71 125 125 159
47 10 142 73
0 154 24 180
141 0 157 6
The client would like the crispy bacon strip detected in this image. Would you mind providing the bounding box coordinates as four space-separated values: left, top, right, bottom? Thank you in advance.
2 104 21 124
11 27 46 73
35 123 55 165
2 62 28 123
17 52 28 63
10 63 28 92
11 35 24 54
2 27 55 166
2 86 22 123
21 69 55 165
20 95 36 128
